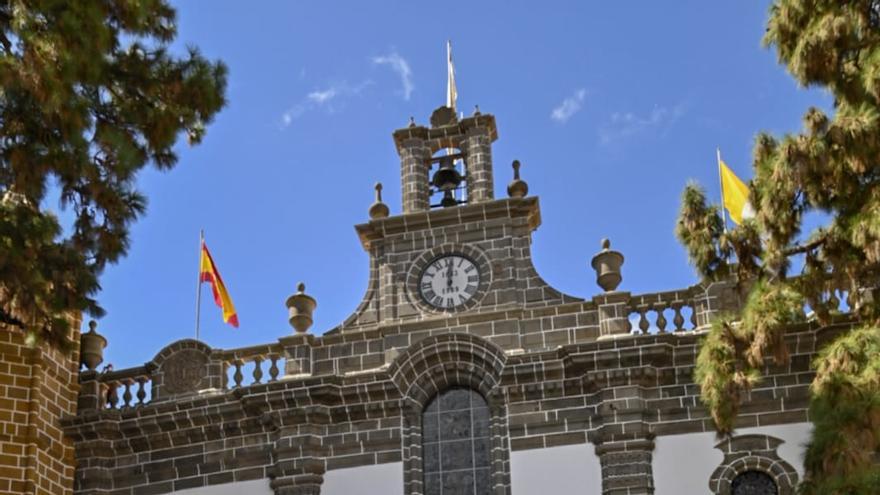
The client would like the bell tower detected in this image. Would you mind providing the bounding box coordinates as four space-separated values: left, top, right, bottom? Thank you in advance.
395 105 498 213
337 103 578 333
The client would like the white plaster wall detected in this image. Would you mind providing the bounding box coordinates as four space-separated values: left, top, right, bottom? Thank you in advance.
511 443 602 495
173 478 272 494
653 422 813 494
322 461 404 495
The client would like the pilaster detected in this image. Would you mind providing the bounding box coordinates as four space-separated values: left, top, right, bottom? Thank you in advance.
594 291 632 339
692 280 744 328
279 333 316 375
394 128 431 214
463 126 494 203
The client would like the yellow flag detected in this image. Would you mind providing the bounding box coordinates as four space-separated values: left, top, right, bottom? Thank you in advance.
718 151 753 225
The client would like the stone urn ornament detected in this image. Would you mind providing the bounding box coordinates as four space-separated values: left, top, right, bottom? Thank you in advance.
590 238 624 292
79 320 107 371
507 160 529 199
286 282 317 333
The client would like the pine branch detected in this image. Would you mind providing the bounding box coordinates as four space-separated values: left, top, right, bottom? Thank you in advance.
782 235 827 256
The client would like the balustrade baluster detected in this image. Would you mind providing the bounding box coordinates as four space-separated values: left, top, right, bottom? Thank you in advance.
269 355 280 382
690 308 697 329
233 360 244 388
655 306 667 333
136 377 147 405
638 307 649 335
107 383 119 409
672 303 685 331
121 379 133 408
830 289 841 312
253 357 264 384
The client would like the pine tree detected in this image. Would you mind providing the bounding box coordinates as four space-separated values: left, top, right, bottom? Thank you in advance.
677 1 880 492
0 1 227 348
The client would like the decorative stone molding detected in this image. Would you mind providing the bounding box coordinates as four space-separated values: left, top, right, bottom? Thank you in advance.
150 339 223 402
709 434 799 494
388 332 507 403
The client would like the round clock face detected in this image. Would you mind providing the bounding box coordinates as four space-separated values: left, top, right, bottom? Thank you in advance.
419 255 480 309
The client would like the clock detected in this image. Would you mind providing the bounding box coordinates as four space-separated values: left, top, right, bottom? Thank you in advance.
419 255 481 309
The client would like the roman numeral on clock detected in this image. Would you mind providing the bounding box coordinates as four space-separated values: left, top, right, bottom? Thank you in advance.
419 255 480 309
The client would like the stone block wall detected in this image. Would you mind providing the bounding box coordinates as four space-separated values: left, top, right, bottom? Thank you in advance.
63 319 835 495
0 324 80 495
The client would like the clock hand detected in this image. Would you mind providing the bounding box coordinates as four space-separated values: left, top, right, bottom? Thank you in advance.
446 262 454 287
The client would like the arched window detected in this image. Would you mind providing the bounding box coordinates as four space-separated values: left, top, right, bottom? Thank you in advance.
422 387 491 495
731 470 778 495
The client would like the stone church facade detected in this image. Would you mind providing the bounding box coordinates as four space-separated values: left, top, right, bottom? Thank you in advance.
59 107 826 494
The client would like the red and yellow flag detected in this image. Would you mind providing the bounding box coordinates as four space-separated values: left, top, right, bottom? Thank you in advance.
199 241 239 328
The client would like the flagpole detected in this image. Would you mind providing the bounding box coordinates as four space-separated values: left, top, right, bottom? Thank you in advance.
195 229 204 340
446 40 460 202
717 148 728 232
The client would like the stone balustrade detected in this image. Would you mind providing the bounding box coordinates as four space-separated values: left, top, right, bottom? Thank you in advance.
98 366 153 409
213 343 286 388
75 280 753 412
626 288 699 334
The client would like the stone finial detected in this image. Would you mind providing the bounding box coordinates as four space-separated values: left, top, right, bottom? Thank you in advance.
507 160 529 199
80 320 107 371
474 105 481 116
590 238 624 292
430 105 458 127
408 116 416 128
286 282 317 333
368 182 390 219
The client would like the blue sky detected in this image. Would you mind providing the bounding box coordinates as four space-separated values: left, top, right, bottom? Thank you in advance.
92 1 831 369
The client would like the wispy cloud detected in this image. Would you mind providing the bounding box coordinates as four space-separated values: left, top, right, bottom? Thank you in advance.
551 89 587 123
599 103 686 144
307 88 337 104
372 51 414 100
280 80 372 128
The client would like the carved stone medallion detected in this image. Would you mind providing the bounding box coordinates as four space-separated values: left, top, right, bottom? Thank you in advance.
162 349 208 395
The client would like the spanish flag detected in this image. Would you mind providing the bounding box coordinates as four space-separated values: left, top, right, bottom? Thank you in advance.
718 149 755 225
199 239 239 328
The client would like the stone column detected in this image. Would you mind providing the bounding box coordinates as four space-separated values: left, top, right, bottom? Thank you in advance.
594 291 632 339
271 422 327 495
397 133 431 214
595 440 655 495
463 126 494 203
590 377 656 494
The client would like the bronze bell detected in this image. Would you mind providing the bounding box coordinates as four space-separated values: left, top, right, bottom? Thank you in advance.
431 155 463 192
